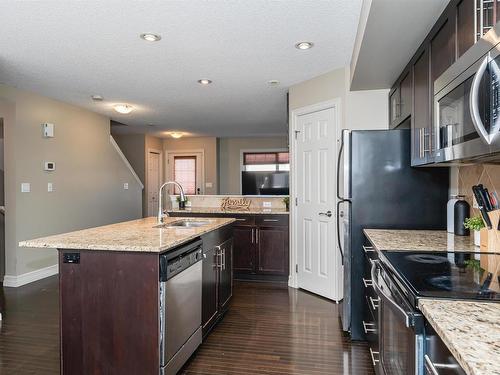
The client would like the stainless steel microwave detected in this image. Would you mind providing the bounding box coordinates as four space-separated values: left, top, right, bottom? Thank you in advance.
434 22 500 164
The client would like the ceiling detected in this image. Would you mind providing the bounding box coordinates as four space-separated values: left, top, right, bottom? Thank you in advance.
350 0 449 90
0 0 362 138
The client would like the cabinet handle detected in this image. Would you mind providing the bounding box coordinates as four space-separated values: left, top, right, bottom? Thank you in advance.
362 245 375 253
235 218 247 221
369 348 380 366
251 228 254 244
263 219 279 222
215 245 222 269
362 278 373 288
369 296 380 311
255 229 259 244
419 128 424 159
362 321 377 334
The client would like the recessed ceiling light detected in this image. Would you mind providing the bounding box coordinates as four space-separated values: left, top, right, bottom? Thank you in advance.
198 79 212 85
113 104 134 114
140 33 161 42
295 41 314 50
268 80 280 86
170 132 183 139
91 95 103 101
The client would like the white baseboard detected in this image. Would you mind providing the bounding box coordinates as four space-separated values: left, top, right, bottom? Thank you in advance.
3 264 58 287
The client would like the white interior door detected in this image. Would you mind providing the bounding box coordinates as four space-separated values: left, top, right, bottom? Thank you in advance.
147 151 161 217
295 106 342 301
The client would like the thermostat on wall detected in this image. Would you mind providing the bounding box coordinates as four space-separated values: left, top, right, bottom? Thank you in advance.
44 161 56 171
42 123 55 138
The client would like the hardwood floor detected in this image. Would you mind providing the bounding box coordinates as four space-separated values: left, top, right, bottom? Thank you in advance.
0 278 374 375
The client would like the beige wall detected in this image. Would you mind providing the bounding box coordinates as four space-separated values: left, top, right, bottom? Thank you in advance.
289 66 388 131
0 85 143 278
163 137 218 195
218 137 288 194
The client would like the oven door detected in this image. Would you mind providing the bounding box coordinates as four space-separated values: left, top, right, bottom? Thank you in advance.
434 47 500 163
371 261 424 375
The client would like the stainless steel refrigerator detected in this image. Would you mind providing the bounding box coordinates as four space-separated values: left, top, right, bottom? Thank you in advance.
336 129 449 341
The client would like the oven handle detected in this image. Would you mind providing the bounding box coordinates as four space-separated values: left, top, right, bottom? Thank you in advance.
470 54 492 145
370 260 413 328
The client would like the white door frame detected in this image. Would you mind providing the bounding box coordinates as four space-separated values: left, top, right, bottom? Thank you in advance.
165 149 205 194
288 98 342 289
146 148 163 217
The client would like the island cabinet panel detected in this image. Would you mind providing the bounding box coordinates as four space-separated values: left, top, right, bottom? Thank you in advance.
58 250 159 375
200 226 233 337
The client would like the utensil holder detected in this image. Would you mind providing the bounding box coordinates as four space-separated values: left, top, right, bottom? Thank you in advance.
480 209 500 253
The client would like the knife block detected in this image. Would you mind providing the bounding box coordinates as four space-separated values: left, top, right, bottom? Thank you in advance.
480 209 500 253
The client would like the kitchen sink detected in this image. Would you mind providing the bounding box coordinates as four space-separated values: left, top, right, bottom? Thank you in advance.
156 220 210 229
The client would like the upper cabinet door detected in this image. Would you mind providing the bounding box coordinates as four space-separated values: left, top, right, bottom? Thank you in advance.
399 71 412 120
431 18 456 85
457 0 476 57
412 47 432 166
389 85 401 127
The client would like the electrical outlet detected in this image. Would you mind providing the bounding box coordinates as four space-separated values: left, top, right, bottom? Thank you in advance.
21 183 31 193
47 182 54 192
262 201 272 208
123 183 129 190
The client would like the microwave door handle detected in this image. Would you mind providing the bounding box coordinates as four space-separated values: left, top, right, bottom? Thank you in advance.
370 260 412 328
470 55 492 145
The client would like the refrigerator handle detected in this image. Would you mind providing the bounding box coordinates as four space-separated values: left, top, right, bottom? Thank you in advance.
336 200 345 265
337 130 346 201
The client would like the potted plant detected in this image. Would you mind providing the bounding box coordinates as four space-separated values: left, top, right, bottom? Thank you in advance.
176 195 189 210
283 197 290 211
464 215 485 247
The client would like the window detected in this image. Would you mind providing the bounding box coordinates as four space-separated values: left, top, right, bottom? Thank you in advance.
243 151 290 172
173 156 196 194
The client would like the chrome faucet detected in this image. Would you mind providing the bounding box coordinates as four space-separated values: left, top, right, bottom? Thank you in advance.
157 181 186 224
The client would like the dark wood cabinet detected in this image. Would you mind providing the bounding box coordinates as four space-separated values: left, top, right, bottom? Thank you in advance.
412 46 431 166
170 212 289 282
431 18 456 83
457 0 476 57
233 226 255 273
201 227 233 336
389 70 412 129
400 71 412 120
257 226 288 275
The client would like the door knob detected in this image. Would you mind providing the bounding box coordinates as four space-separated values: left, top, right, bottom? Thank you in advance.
319 210 333 217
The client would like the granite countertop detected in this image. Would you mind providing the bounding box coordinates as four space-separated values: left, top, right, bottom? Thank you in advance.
419 299 500 375
363 229 476 252
19 217 235 253
168 207 289 215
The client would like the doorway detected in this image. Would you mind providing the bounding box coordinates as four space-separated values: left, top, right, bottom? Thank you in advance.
166 151 205 195
290 100 343 301
146 149 162 217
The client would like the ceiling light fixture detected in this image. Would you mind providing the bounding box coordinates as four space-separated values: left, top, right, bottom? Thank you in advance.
268 80 280 86
170 132 183 139
113 104 134 114
197 79 212 85
295 41 314 50
140 33 161 42
91 95 103 101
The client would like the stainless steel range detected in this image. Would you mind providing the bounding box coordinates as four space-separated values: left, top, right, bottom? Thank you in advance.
372 250 499 375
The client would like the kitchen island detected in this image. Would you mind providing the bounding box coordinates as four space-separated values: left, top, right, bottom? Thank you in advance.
20 216 235 375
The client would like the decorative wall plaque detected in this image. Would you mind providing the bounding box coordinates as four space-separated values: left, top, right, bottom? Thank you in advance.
220 197 252 211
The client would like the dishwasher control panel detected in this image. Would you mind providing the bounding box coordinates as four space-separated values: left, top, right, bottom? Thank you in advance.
159 239 203 282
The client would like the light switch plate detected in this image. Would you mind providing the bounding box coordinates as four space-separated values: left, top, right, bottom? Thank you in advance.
123 183 129 190
205 182 213 188
21 183 31 193
262 201 272 207
47 182 53 192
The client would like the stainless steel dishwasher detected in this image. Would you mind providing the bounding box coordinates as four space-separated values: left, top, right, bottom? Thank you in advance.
159 239 203 375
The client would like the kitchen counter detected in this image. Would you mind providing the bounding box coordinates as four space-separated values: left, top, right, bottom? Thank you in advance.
19 216 235 252
168 207 289 215
419 299 500 375
363 229 476 252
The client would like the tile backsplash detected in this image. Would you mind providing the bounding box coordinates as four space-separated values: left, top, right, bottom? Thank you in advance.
458 164 500 216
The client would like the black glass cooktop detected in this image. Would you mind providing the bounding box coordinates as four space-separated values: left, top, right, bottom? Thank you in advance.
382 251 499 301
